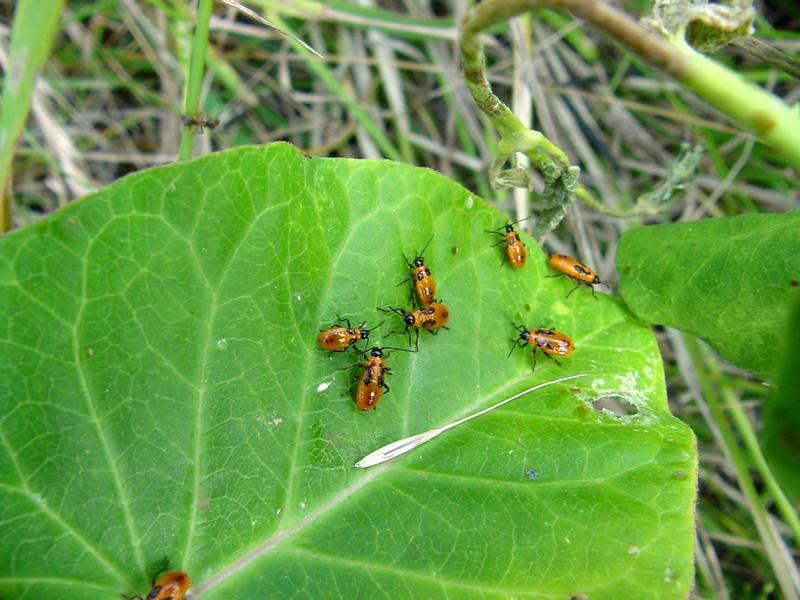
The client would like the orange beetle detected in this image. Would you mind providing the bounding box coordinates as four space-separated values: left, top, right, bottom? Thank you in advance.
351 345 417 411
318 316 382 352
127 571 190 600
381 303 450 350
486 221 527 269
548 254 609 298
509 324 574 371
401 235 436 306
354 347 391 411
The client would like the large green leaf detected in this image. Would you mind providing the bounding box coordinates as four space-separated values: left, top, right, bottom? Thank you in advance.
616 213 800 381
0 143 696 599
763 292 800 500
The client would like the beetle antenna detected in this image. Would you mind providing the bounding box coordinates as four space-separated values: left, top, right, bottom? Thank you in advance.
381 345 418 354
367 319 386 332
508 214 534 227
378 306 406 317
418 234 434 257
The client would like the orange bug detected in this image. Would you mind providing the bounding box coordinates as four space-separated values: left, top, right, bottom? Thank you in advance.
354 347 391 411
547 254 609 298
401 235 436 306
126 570 190 600
352 346 415 411
486 219 529 269
509 324 574 371
381 303 449 351
318 316 383 352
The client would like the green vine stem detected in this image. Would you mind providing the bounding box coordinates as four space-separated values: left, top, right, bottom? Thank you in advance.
460 0 800 223
178 0 215 161
0 0 65 232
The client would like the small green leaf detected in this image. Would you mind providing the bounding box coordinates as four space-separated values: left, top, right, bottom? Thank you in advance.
617 213 800 381
0 143 696 599
763 292 800 500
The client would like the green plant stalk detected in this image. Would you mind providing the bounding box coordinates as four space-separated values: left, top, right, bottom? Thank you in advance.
721 379 800 545
178 0 215 161
260 0 456 42
461 0 800 202
0 0 65 232
686 336 799 600
677 40 800 168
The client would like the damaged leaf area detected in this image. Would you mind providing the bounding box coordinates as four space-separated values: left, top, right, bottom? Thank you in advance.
0 143 696 599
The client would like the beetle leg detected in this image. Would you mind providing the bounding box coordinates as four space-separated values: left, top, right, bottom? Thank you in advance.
566 282 581 298
543 353 561 367
508 338 526 357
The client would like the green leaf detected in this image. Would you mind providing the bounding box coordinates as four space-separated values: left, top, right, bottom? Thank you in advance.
0 143 696 599
616 213 800 381
763 292 800 500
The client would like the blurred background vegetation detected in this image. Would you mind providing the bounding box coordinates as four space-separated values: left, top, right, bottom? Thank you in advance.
0 0 798 597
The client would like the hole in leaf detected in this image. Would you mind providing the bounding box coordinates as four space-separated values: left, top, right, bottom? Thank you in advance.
591 395 639 418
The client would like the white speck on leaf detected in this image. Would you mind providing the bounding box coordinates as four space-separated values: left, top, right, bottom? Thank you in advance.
292 292 302 302
299 502 306 510
464 195 474 209
316 381 332 393
628 546 640 555
216 338 228 349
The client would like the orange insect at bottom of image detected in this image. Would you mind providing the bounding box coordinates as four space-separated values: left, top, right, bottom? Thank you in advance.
133 571 190 600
